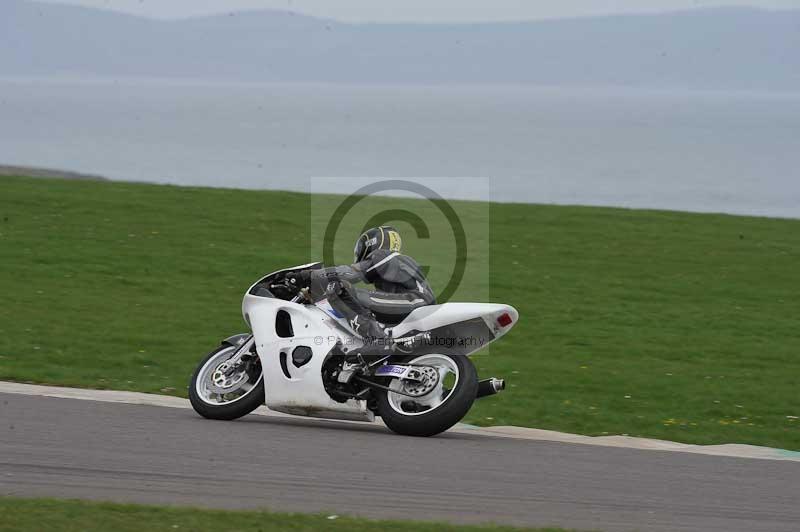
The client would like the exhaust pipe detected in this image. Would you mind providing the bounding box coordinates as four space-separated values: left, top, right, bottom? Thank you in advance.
476 378 506 399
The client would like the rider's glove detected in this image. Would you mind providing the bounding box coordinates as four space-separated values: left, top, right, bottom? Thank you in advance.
286 270 312 288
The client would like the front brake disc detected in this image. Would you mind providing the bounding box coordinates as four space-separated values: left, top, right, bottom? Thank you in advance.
209 364 248 394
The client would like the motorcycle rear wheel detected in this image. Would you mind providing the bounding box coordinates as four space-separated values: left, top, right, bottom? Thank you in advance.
376 353 478 437
189 345 265 421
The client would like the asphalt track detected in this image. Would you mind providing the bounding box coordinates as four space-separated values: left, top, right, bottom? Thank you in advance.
1 392 799 532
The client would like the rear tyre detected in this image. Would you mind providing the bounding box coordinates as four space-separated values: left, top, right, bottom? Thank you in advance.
376 353 478 437
189 345 265 421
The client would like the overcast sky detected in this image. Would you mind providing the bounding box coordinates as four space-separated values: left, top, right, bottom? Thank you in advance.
38 0 800 22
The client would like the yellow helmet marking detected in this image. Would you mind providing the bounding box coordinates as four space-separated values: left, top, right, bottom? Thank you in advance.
388 230 402 252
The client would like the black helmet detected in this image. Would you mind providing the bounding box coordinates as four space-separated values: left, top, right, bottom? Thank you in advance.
354 226 402 263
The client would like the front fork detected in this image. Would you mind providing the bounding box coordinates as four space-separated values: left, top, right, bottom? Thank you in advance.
219 334 255 376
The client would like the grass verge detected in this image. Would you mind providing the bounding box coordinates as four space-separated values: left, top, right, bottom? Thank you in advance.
1 176 799 449
0 497 572 532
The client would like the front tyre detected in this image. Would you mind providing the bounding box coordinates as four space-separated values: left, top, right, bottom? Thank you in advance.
376 353 478 437
189 345 264 421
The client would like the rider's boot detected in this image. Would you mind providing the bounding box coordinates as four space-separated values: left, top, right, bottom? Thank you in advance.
347 314 393 363
337 314 393 384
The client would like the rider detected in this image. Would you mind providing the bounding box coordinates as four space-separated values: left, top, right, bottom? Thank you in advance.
287 226 435 359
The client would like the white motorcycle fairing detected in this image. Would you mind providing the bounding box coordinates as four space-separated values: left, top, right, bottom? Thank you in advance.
243 292 373 422
242 265 518 423
390 303 518 355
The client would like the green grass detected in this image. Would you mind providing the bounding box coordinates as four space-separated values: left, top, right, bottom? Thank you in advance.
0 498 572 532
1 176 799 450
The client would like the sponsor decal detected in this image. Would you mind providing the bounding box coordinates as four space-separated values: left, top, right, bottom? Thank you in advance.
317 299 345 319
375 365 408 376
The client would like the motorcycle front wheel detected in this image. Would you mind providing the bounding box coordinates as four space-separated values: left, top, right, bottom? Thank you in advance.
189 345 265 421
376 353 478 437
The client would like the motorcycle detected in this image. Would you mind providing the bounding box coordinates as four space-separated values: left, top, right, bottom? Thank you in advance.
189 263 518 437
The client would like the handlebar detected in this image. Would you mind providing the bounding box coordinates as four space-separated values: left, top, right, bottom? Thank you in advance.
269 279 310 304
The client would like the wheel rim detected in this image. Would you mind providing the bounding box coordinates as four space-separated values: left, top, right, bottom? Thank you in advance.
387 354 460 416
195 346 263 406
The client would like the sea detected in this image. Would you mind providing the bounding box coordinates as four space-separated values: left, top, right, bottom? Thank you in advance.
1 77 798 218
